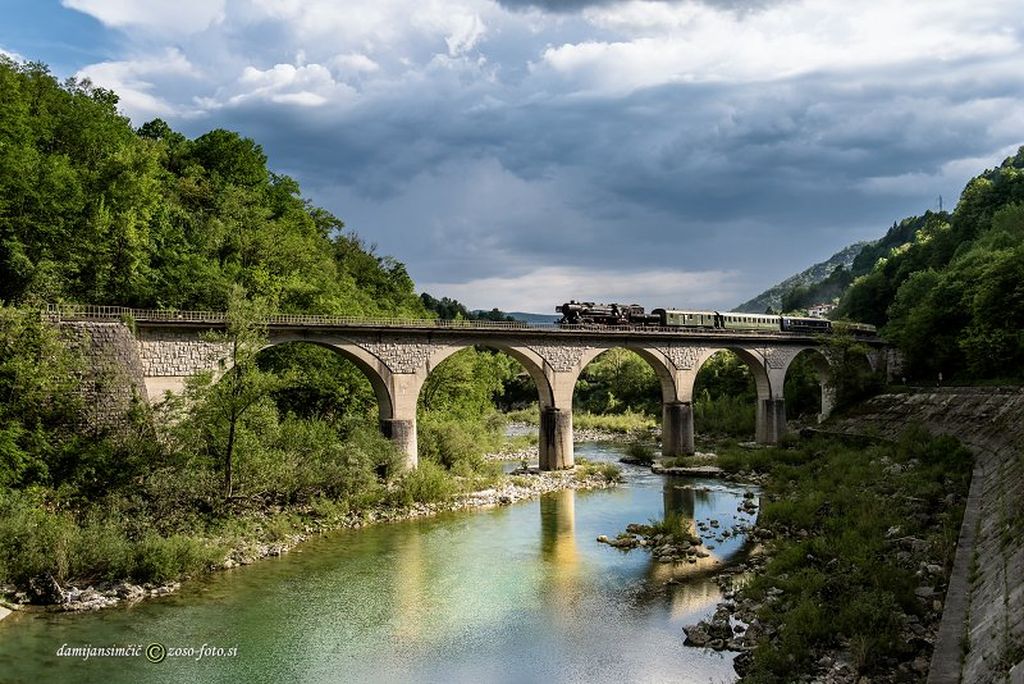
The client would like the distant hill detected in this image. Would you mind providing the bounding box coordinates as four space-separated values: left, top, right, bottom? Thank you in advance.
732 242 870 313
734 212 943 315
502 312 560 325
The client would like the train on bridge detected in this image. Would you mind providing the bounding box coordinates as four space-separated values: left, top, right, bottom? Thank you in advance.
555 301 877 335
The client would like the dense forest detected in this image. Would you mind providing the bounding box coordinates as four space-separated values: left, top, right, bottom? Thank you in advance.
772 147 1024 383
0 57 426 317
833 149 1024 380
777 213 942 314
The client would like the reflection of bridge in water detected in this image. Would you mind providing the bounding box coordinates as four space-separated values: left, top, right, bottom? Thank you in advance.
50 305 891 470
537 475 757 621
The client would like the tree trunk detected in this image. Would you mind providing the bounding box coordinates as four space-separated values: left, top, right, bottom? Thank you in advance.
224 409 237 499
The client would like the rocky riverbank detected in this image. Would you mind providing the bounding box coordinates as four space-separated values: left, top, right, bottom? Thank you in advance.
677 443 964 682
0 466 619 617
685 527 949 683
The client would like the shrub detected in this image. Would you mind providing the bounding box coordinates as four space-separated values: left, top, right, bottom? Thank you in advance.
132 534 220 584
390 459 458 505
693 395 755 436
624 440 655 464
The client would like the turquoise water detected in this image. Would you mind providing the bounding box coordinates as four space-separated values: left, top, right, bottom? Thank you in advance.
0 443 757 684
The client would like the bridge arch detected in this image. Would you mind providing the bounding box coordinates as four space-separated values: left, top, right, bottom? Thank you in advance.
780 347 835 423
422 343 555 409
678 346 775 446
411 342 568 470
260 334 397 420
572 345 680 406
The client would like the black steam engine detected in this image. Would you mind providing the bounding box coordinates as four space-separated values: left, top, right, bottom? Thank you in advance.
555 301 659 326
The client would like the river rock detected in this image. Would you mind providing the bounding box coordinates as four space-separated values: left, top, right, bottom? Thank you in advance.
683 624 711 647
915 586 936 600
27 574 65 605
733 651 754 677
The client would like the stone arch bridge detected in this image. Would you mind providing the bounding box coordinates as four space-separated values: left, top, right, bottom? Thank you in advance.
51 306 892 471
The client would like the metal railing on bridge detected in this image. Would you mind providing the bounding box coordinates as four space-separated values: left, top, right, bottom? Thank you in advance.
43 304 544 331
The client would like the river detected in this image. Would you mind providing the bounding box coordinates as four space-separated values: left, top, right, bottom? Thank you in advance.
0 442 758 684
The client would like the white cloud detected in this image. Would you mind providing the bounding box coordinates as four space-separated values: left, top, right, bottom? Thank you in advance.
62 0 225 34
75 49 198 118
330 53 381 77
537 0 1023 95
0 46 26 62
215 62 356 108
420 266 742 312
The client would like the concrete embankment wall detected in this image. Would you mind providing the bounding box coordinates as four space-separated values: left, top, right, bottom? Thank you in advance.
827 388 1024 684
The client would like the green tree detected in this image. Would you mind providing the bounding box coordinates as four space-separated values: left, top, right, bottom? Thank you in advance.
182 288 288 498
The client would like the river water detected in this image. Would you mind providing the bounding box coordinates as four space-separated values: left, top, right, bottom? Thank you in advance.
0 443 758 684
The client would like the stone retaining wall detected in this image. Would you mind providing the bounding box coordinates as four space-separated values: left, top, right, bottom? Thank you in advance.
828 388 1024 684
59 321 148 433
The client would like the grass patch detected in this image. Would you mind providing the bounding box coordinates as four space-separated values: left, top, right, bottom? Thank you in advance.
573 410 656 433
574 457 623 483
694 395 756 437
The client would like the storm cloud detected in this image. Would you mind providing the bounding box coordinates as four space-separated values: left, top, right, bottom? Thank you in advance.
4 0 1024 312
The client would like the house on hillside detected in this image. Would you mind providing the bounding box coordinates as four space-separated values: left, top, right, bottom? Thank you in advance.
807 303 837 319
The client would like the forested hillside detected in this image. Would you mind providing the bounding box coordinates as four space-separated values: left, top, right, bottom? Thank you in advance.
0 57 426 318
835 148 1024 380
0 57 525 598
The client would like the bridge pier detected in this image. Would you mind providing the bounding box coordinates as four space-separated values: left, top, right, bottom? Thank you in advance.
756 398 787 444
661 401 695 456
539 407 574 470
380 418 418 470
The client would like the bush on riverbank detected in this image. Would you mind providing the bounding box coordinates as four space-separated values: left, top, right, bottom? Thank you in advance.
0 488 223 588
574 458 623 483
693 395 756 437
716 428 973 681
504 405 656 434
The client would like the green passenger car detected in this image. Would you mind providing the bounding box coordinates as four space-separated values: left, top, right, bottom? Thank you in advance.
716 312 780 331
652 309 717 328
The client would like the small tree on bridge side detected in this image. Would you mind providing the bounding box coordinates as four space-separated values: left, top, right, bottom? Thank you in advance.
184 287 289 499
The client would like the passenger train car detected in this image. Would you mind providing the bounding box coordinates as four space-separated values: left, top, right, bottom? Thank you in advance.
555 301 876 336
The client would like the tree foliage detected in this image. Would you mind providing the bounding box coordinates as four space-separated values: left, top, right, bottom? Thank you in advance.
574 349 660 415
836 147 1024 380
0 57 427 318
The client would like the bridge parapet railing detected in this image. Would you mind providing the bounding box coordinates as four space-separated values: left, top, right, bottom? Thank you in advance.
42 304 541 330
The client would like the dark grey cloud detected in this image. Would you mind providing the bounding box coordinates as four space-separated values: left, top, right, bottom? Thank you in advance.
193 46 1024 304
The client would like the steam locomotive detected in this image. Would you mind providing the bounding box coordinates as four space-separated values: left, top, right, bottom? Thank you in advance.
555 300 876 335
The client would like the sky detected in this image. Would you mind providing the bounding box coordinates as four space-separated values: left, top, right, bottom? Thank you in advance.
3 1 1024 313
